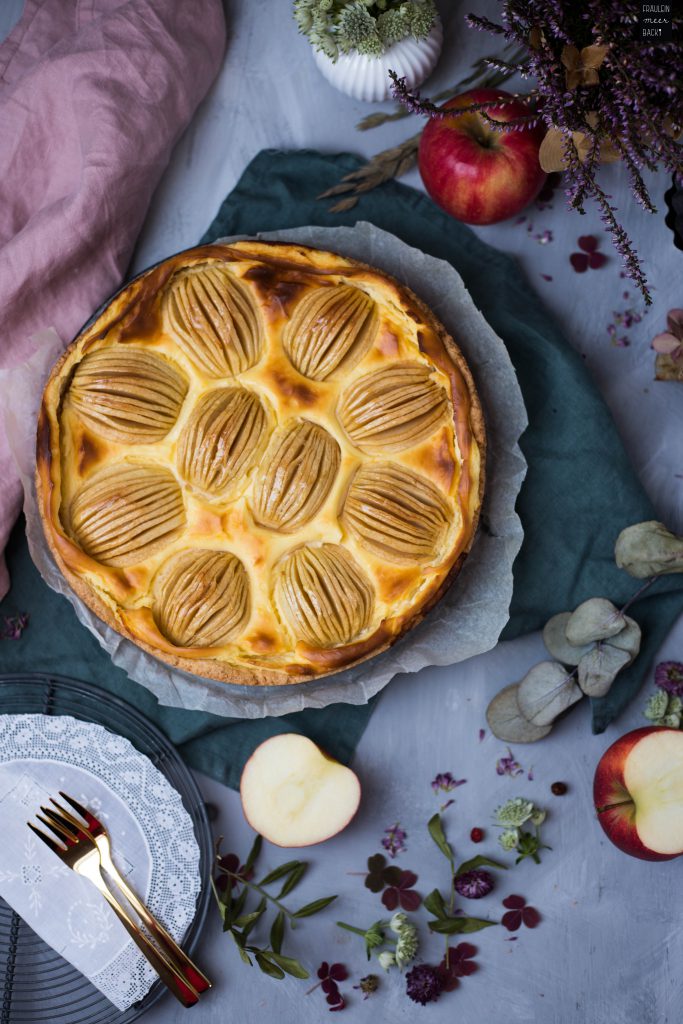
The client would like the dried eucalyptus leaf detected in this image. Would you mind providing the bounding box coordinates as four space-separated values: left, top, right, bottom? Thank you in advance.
485 683 552 743
566 598 625 644
614 521 683 578
517 661 583 726
605 615 641 661
542 612 593 665
578 643 631 697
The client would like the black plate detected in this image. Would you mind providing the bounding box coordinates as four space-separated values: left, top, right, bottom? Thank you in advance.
0 673 212 1024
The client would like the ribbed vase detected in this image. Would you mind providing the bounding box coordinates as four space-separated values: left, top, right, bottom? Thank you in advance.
312 16 443 103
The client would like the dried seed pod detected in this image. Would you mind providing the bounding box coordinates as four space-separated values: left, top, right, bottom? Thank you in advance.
177 386 269 498
338 361 448 454
340 461 451 564
164 264 264 377
68 347 188 443
251 419 340 532
69 464 185 566
282 283 378 381
273 543 374 647
153 549 250 647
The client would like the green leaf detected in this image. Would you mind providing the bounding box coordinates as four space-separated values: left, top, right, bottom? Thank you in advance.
211 877 232 925
233 908 266 930
270 911 285 954
278 863 307 898
244 833 263 874
428 813 453 865
260 861 302 886
236 945 252 966
241 897 266 940
428 916 498 935
455 855 507 878
255 952 285 979
293 895 337 918
231 885 249 922
423 888 448 919
267 953 310 979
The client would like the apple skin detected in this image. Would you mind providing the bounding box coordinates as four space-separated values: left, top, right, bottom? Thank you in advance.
593 726 678 861
418 88 547 226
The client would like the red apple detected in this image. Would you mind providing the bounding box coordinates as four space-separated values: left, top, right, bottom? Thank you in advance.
418 88 547 225
593 726 683 861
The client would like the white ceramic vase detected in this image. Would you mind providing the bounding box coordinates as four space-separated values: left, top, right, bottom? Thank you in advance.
312 16 443 103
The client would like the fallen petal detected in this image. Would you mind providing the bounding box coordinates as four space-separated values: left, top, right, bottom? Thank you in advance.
578 235 598 252
588 251 607 269
570 252 589 272
566 598 625 644
485 683 553 743
517 661 583 727
651 332 681 354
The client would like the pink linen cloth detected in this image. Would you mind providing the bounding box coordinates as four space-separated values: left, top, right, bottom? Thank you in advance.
0 0 226 598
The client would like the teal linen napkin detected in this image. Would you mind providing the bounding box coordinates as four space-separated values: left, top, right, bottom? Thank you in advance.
1 149 681 788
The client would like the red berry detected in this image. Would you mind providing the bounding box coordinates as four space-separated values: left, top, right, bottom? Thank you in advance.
470 828 484 843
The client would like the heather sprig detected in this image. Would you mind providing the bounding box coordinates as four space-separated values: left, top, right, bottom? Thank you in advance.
463 0 683 303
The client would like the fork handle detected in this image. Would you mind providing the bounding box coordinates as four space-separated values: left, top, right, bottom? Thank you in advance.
101 855 211 994
91 874 200 1008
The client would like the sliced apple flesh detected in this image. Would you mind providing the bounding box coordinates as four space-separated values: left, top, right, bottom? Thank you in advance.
240 733 361 848
594 727 683 860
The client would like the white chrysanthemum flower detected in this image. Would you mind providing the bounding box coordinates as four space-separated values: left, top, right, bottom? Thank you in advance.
495 797 535 828
499 829 520 851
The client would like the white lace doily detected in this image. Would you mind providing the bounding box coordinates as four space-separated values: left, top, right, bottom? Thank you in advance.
0 714 201 1010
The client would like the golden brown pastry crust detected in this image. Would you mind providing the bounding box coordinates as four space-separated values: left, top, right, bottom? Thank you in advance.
37 240 486 686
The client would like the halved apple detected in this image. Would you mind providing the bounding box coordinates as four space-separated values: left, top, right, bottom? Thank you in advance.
593 727 683 861
240 734 361 848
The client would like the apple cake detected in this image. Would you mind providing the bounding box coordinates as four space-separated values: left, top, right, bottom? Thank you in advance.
37 241 485 685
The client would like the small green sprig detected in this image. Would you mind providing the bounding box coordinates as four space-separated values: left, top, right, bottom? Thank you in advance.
494 798 549 865
212 835 337 980
337 912 419 970
425 814 502 967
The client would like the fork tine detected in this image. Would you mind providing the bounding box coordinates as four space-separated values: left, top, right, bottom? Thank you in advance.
59 791 92 823
27 820 65 854
37 810 74 845
42 805 80 838
49 797 87 833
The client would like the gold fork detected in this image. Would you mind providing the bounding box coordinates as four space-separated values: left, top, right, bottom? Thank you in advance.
28 807 201 1007
53 792 211 996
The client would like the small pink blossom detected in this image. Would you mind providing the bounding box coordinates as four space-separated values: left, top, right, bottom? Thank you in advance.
496 748 523 777
381 823 407 858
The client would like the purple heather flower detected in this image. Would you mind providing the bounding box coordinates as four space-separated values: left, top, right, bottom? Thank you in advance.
431 772 467 794
381 823 407 858
655 662 683 697
454 869 494 899
496 747 523 777
405 964 443 1005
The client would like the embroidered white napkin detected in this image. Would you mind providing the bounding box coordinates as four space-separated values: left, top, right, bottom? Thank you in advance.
0 714 201 1009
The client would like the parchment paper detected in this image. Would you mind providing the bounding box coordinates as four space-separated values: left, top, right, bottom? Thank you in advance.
2 224 528 718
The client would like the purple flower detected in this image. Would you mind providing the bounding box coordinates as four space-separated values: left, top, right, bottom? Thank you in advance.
1 614 29 640
381 823 407 858
454 869 494 899
405 964 443 1005
496 747 523 777
431 772 467 794
655 662 683 697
